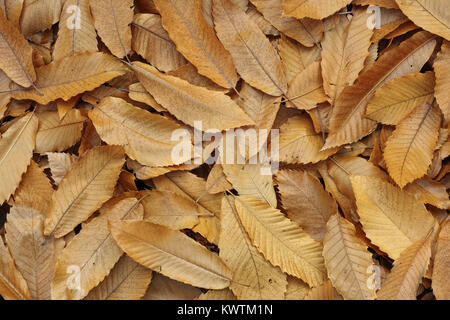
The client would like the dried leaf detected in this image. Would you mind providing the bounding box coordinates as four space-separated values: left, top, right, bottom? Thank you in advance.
212 0 287 96
277 169 338 241
12 52 129 105
44 145 125 238
219 196 287 299
89 97 191 167
234 195 327 287
89 0 133 58
351 175 435 260
384 101 441 187
0 6 36 87
153 0 238 88
109 220 233 289
0 112 38 204
323 214 376 300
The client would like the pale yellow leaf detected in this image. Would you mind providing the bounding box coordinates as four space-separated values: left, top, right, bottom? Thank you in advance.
131 13 186 73
377 236 432 300
212 0 287 96
0 6 36 87
89 97 191 167
133 61 254 130
109 220 233 289
324 31 436 149
219 196 287 299
321 8 373 105
84 255 152 300
44 145 125 238
223 163 277 207
279 115 338 164
90 0 133 58
366 72 435 125
395 0 450 41
323 214 376 300
12 52 129 105
351 175 435 260
5 206 60 300
53 0 98 61
35 109 86 154
0 112 38 204
234 195 326 287
432 219 450 300
52 195 144 300
384 102 441 187
0 237 31 300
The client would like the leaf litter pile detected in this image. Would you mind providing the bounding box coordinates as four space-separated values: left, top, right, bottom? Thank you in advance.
0 0 449 301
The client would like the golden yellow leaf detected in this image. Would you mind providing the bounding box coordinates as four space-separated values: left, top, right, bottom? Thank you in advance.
89 97 191 167
12 161 53 215
321 8 373 105
52 195 144 300
126 158 199 180
153 171 222 244
5 206 60 300
324 31 436 149
153 0 238 89
279 115 338 164
85 255 152 300
434 40 450 124
278 35 320 83
223 163 277 207
89 0 133 58
384 101 441 187
133 61 254 130
0 237 31 300
205 164 232 194
395 0 450 41
351 175 435 260
141 190 200 230
277 169 337 241
131 13 186 73
284 276 309 300
377 236 432 300
20 0 62 37
323 214 376 300
212 0 287 96
366 72 435 125
142 273 202 300
53 0 98 61
234 195 326 287
303 279 342 300
108 220 233 289
35 109 86 154
219 196 287 299
432 219 450 300
44 145 125 238
282 0 352 20
286 61 328 110
249 0 323 47
12 52 129 105
0 6 36 87
327 154 388 203
0 112 38 204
